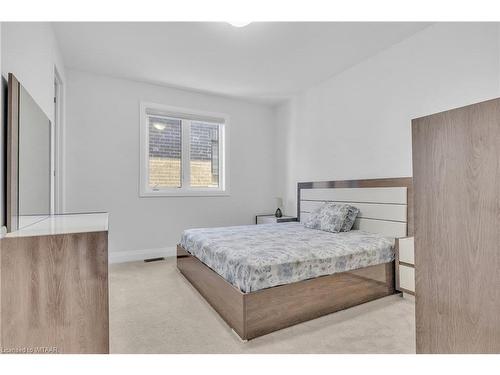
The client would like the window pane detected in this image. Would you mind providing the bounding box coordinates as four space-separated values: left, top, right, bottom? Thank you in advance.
190 121 220 188
148 116 182 189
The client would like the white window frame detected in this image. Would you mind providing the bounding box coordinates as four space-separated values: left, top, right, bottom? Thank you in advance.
139 102 229 197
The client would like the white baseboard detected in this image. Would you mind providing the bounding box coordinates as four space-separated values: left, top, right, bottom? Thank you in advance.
109 246 177 264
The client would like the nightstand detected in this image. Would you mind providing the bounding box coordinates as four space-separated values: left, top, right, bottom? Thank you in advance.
395 236 415 297
255 215 297 224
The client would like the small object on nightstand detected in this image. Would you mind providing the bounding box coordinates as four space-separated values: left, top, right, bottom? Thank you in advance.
275 197 283 218
256 214 297 224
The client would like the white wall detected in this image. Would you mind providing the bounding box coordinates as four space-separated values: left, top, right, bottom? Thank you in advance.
275 23 500 216
0 22 66 229
1 23 65 124
65 69 276 261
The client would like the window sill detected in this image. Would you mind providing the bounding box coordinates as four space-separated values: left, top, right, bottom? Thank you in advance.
139 189 230 198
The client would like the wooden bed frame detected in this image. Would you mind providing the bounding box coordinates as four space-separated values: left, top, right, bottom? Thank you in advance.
177 177 413 340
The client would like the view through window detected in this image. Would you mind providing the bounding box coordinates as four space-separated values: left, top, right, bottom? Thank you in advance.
142 105 226 196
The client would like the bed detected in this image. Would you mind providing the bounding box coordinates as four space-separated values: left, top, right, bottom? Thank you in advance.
177 177 413 340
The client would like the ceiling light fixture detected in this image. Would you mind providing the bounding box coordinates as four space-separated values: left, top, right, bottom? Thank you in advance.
153 123 166 131
228 22 251 28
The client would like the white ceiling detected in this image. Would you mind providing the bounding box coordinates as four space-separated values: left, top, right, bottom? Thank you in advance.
52 22 431 104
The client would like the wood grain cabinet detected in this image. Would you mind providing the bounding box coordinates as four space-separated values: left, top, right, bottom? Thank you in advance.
0 213 109 354
412 98 500 353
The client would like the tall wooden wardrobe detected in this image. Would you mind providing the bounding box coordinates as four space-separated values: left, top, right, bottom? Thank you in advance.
412 98 500 353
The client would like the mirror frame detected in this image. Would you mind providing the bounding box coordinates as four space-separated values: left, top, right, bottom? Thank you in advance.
7 73 20 232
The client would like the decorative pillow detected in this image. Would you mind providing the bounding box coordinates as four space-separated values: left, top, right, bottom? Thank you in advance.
304 202 350 233
303 205 324 230
340 205 360 232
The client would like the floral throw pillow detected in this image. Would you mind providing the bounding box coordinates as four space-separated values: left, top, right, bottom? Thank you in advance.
304 202 350 233
303 205 324 230
341 205 360 232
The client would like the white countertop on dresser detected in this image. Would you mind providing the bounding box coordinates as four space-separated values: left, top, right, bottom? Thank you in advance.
4 213 109 238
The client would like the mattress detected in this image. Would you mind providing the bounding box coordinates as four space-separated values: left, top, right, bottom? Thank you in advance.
180 222 395 293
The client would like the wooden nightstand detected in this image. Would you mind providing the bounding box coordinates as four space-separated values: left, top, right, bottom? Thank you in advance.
395 237 415 296
255 215 297 224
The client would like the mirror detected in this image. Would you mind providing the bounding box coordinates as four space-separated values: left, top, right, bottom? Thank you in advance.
7 73 52 232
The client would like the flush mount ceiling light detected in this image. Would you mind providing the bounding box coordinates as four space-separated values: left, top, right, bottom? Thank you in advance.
153 123 166 131
228 22 251 28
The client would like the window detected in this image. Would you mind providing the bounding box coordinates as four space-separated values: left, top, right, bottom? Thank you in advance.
140 103 228 196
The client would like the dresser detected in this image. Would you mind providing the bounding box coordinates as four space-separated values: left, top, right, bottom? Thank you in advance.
395 237 415 296
0 213 109 354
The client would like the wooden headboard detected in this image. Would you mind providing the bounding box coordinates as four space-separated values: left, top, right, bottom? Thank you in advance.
297 177 413 237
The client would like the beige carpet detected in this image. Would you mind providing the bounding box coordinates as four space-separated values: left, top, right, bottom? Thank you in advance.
109 258 415 353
